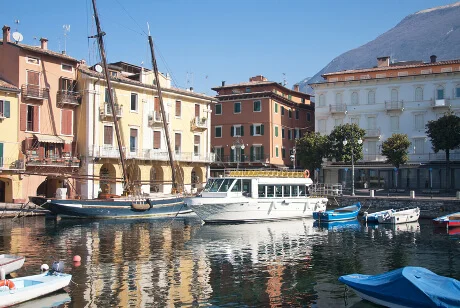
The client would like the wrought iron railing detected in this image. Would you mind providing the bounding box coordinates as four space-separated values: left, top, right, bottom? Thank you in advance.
22 84 49 100
57 90 80 106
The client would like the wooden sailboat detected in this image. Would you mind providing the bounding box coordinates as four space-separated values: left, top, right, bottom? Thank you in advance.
29 0 190 218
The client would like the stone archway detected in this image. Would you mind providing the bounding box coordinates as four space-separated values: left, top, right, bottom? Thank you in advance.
191 167 204 190
0 179 6 202
99 163 117 196
150 166 164 193
175 165 185 193
127 164 142 195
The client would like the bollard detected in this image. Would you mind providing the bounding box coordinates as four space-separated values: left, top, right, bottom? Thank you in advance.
370 190 374 198
410 190 415 199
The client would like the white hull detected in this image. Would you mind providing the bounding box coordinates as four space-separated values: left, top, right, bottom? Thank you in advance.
188 197 327 223
378 207 420 224
0 254 25 275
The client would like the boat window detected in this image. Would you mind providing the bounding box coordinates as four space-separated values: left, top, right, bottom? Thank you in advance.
266 186 274 197
243 180 251 195
258 185 266 197
275 185 282 197
204 179 214 191
231 179 242 192
283 185 291 197
299 185 306 196
218 179 233 192
209 179 224 192
292 186 298 197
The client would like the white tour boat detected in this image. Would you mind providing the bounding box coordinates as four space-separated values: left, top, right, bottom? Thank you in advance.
186 169 328 223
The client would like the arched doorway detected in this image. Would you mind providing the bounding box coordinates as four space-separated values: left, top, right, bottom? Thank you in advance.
150 166 164 193
0 180 6 202
127 164 141 195
99 163 117 196
174 165 185 193
191 167 204 190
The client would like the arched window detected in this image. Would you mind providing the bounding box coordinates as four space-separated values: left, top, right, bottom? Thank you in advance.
391 89 399 102
436 86 445 99
351 92 359 105
368 91 375 105
415 87 423 101
319 94 325 107
335 92 342 104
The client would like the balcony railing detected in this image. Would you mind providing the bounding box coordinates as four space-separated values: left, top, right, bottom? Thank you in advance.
431 99 451 109
213 154 270 164
355 152 460 163
365 129 381 138
385 100 404 111
57 90 80 107
100 103 123 118
358 154 387 162
22 84 49 100
191 117 208 131
26 156 80 167
329 104 347 114
148 111 169 126
0 158 25 170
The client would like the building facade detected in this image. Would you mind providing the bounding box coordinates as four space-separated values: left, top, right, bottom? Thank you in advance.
77 62 215 199
311 56 460 190
210 75 314 175
0 25 80 200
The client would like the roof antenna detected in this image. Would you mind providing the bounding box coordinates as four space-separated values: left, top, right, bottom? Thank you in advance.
63 24 70 54
282 73 287 87
12 20 23 44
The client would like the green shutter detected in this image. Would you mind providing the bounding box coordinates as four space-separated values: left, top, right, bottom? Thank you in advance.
230 148 234 162
4 101 10 118
261 146 264 160
275 126 278 137
275 103 278 113
0 143 3 162
276 147 279 157
241 125 244 136
231 126 234 137
282 128 285 138
261 124 264 135
250 125 253 136
282 148 286 158
250 146 254 161
241 148 245 161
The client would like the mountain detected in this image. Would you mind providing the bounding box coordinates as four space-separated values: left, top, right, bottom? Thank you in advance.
299 2 460 94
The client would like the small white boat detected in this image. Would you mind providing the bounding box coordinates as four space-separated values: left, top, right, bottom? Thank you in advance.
0 272 71 307
186 169 328 223
377 207 420 224
362 209 394 223
0 254 25 275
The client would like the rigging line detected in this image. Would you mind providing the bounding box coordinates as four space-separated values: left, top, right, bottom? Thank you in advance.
152 40 180 88
113 0 148 37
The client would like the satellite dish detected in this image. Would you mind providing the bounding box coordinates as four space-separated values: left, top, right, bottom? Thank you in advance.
95 64 103 73
12 32 23 43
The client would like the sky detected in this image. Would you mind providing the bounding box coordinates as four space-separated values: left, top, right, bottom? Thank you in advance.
0 0 456 96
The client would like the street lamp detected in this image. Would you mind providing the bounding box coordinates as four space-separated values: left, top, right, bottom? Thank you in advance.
343 137 362 196
231 138 245 170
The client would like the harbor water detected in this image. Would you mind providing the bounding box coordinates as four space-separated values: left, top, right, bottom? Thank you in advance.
1 214 459 307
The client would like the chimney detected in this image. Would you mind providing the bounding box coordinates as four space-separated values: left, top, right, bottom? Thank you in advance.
293 84 300 92
222 81 225 86
40 38 48 50
377 56 390 68
2 25 10 43
249 75 267 82
190 87 194 92
430 55 437 63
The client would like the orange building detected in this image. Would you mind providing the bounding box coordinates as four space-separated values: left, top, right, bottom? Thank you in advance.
0 25 80 200
210 75 314 174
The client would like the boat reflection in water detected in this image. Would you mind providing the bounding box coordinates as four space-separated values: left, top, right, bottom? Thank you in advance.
15 291 71 308
365 221 420 234
313 219 361 232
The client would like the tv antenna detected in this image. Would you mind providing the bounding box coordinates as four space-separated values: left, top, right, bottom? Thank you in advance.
12 31 23 44
14 19 20 31
186 71 194 89
282 73 288 87
63 24 70 53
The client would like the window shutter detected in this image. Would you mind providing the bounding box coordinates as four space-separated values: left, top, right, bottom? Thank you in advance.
250 125 253 136
230 148 234 162
176 101 181 117
230 126 234 137
250 146 254 161
38 144 45 159
33 106 39 132
4 101 10 118
261 146 264 160
20 104 27 131
261 124 264 135
194 135 200 144
282 148 285 158
241 148 245 161
195 104 200 117
63 142 71 153
67 110 73 135
0 143 3 162
154 131 162 149
154 97 160 112
241 125 244 136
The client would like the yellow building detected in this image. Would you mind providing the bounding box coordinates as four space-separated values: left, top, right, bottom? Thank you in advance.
0 78 24 202
76 62 215 198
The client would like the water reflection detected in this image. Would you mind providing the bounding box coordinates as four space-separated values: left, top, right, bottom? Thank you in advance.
314 219 361 232
0 216 458 307
15 291 71 308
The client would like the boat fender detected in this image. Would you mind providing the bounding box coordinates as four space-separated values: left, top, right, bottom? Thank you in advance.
0 279 15 289
41 264 49 272
304 169 310 178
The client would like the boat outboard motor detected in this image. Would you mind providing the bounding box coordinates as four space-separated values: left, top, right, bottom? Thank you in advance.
51 261 65 273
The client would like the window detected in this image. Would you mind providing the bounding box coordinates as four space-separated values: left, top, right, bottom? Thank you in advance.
234 102 241 113
109 71 117 78
281 106 285 115
367 141 377 156
275 146 279 158
214 147 224 162
195 104 200 118
274 125 279 137
215 104 222 115
415 114 424 130
175 100 181 117
59 78 76 92
215 126 222 138
26 105 38 132
61 64 73 72
253 100 261 112
251 124 264 136
307 112 311 122
104 87 114 103
252 145 264 161
153 131 161 149
335 92 343 104
376 73 386 78
318 119 326 133
61 109 73 135
367 116 376 130
274 103 278 113
301 98 305 104
282 128 285 139
295 128 300 139
390 116 399 131
288 95 292 100
350 117 359 126
415 87 423 101
436 87 445 99
368 91 375 105
194 135 200 156
295 110 299 120
0 100 10 118
282 148 286 158
246 87 251 93
231 125 243 137
456 86 460 98
334 118 343 127
130 128 138 152
414 138 425 154
351 92 359 105
130 93 138 112
104 125 113 145
174 133 181 153
26 56 40 65
288 129 292 140
319 94 325 107
288 109 292 118
391 89 399 102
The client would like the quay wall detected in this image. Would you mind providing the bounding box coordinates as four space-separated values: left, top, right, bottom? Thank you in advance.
327 196 460 219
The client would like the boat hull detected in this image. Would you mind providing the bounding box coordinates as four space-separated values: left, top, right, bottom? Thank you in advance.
187 197 327 223
30 196 190 219
0 272 71 307
378 207 420 224
433 211 460 228
0 254 25 275
363 209 394 223
313 203 361 222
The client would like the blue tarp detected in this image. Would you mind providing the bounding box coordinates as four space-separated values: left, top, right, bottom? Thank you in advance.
339 267 460 307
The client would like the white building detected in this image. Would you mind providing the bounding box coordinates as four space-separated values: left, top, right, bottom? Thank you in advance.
311 56 460 190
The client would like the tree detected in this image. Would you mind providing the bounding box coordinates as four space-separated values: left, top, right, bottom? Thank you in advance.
425 112 460 189
381 133 411 168
296 132 330 175
329 124 366 163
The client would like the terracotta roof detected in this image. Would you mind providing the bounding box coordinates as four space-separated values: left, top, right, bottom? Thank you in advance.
78 65 214 101
0 78 19 92
0 40 79 62
212 80 311 97
322 58 460 77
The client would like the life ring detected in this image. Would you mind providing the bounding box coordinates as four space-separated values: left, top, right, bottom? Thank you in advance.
0 279 15 289
304 169 310 178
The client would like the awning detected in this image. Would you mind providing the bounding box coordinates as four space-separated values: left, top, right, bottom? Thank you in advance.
34 134 64 144
60 136 74 144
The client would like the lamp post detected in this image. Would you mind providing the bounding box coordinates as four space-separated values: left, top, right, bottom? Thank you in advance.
231 138 245 170
343 137 362 196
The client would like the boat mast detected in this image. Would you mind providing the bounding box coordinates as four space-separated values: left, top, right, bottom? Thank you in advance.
91 0 130 194
147 32 177 193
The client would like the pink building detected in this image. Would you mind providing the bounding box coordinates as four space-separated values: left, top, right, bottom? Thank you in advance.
0 25 80 200
210 75 314 174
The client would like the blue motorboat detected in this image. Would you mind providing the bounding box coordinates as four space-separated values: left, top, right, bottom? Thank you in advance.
339 266 460 307
313 219 361 232
313 203 361 222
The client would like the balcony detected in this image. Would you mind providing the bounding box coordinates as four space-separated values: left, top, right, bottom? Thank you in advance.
26 156 80 168
22 84 49 101
359 154 387 162
57 90 80 107
329 104 347 115
385 100 404 112
100 103 123 119
431 99 451 109
88 146 126 159
148 111 169 127
213 154 270 164
0 157 25 170
191 117 208 131
365 128 381 139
